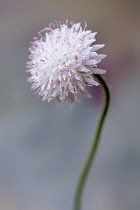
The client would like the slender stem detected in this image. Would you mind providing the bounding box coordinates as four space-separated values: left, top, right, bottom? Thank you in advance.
74 75 110 210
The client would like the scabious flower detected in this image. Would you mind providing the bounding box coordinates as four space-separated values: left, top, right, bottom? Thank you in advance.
26 20 106 103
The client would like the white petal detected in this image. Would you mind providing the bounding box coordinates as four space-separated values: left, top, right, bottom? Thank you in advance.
84 77 99 86
82 40 94 48
81 48 90 55
89 52 98 57
83 30 92 36
77 66 89 72
74 23 81 31
91 44 105 51
93 54 107 60
92 68 106 74
77 81 84 91
89 32 97 39
83 60 98 65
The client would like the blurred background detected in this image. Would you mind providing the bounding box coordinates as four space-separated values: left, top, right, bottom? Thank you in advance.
0 0 140 209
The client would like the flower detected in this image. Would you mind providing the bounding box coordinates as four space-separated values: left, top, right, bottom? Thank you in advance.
26 20 106 103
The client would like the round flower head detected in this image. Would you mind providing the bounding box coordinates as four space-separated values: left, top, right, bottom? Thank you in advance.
26 20 106 103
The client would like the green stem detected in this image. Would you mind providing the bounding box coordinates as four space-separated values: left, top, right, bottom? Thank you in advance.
74 75 110 210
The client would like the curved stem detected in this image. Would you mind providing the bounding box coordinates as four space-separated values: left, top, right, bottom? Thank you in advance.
74 75 110 210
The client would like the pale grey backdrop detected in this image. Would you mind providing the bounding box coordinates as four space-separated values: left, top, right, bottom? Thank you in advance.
0 0 140 209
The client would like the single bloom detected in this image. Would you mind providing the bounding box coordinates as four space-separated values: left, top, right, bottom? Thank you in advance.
26 20 106 103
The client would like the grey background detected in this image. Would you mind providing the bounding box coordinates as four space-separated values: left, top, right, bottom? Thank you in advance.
0 0 140 209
